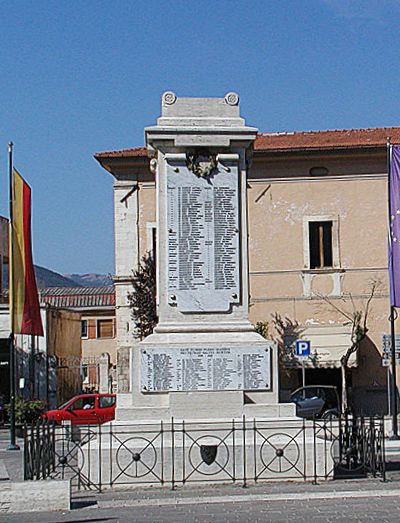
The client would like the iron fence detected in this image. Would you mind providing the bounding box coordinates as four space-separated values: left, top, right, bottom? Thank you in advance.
24 415 386 492
24 421 56 480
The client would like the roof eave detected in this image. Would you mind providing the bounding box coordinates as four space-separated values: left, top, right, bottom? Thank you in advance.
94 152 149 174
253 144 388 156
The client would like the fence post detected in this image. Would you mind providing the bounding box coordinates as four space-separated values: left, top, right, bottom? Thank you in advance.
232 418 236 483
161 420 164 485
23 424 28 480
36 421 41 479
182 419 185 486
171 417 175 490
312 418 317 484
51 421 56 473
253 418 256 483
46 421 50 478
381 417 386 482
99 423 102 492
242 415 247 488
109 421 113 488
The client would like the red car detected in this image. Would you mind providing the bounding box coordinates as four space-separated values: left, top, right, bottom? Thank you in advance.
43 393 116 425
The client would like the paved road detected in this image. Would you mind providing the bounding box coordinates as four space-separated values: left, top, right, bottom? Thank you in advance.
3 479 400 522
4 496 400 523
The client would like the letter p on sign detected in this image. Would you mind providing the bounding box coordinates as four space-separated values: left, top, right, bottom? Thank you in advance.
295 340 311 357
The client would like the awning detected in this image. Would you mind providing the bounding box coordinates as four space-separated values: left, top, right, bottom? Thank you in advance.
285 324 355 369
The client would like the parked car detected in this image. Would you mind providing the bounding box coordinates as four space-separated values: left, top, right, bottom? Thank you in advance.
290 385 340 420
42 393 116 425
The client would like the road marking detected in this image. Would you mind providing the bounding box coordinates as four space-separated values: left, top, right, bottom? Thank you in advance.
96 489 400 509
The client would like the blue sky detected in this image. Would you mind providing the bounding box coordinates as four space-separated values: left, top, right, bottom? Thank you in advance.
1 0 400 274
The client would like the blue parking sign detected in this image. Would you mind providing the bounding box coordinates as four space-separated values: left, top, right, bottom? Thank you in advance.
295 340 311 357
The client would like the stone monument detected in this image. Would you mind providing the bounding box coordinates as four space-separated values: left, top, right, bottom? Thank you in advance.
117 92 294 421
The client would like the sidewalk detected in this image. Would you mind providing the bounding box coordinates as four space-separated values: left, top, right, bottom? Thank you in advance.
72 473 400 507
0 429 24 482
3 476 400 523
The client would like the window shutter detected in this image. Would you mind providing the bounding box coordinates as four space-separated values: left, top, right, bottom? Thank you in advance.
88 319 97 339
97 319 114 338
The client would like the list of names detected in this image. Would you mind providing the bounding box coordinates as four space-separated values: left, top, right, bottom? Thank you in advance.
141 345 271 392
167 161 240 312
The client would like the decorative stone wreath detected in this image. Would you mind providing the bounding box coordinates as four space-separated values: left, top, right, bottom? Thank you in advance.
186 151 218 180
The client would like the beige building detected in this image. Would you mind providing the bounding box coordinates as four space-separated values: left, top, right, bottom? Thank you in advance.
40 286 116 392
0 304 81 408
0 217 83 406
96 126 400 415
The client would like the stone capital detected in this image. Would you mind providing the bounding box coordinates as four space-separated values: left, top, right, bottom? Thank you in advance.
145 93 258 153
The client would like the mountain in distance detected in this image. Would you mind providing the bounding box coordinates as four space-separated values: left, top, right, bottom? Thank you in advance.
34 266 81 288
2 264 113 288
64 273 113 287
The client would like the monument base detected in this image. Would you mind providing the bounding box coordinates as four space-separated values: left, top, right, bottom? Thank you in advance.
116 330 296 422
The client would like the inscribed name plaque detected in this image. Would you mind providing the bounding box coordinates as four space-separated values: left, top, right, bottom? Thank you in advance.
141 345 271 392
167 155 240 312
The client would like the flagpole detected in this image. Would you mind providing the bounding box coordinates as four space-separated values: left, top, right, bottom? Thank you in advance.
8 142 19 451
388 138 399 439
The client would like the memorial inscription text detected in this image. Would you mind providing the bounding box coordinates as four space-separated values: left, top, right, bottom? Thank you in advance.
141 345 271 392
167 160 240 312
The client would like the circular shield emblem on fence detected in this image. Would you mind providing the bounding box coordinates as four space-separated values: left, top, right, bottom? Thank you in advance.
116 437 157 479
53 437 85 480
189 435 229 476
260 433 300 473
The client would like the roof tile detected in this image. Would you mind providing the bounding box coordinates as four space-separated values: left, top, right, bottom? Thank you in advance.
39 286 115 309
95 127 400 160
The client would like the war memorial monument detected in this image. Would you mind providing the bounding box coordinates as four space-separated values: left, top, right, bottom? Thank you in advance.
117 92 294 422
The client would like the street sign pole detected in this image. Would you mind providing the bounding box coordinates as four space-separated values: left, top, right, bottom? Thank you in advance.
387 366 392 417
295 340 310 388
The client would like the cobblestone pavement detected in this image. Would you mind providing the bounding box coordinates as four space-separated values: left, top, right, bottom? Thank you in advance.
3 477 400 522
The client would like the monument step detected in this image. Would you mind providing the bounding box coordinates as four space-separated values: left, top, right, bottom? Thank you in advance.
115 403 296 423
110 416 302 427
116 393 133 408
116 407 171 422
243 403 296 418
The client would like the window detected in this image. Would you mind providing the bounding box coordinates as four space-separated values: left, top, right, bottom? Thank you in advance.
309 221 333 269
97 319 114 339
99 396 116 409
81 320 88 338
146 222 157 260
70 397 95 410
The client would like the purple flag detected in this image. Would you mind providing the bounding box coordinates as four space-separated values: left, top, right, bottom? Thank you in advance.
389 145 400 307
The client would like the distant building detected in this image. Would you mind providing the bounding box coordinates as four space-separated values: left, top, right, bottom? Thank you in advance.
40 286 116 392
0 218 83 407
0 303 81 408
96 126 400 415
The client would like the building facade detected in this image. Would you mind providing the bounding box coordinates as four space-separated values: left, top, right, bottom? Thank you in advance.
0 304 81 408
40 286 116 392
96 127 400 415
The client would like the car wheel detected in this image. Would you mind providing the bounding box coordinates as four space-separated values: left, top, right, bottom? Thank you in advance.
321 409 339 421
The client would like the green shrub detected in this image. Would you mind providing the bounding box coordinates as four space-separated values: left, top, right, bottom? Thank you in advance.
6 398 47 425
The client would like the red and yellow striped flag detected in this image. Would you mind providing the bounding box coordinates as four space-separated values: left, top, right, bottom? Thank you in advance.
9 168 43 336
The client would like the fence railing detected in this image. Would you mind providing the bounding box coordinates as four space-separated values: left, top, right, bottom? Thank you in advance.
24 421 56 480
24 416 386 491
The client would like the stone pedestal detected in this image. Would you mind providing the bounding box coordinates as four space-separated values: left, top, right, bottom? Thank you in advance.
117 92 295 421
